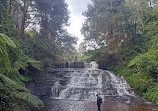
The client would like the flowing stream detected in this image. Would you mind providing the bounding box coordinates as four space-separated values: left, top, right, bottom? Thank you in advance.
52 61 135 102
42 61 158 111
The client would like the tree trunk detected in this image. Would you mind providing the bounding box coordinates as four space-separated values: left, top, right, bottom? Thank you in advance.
18 0 28 41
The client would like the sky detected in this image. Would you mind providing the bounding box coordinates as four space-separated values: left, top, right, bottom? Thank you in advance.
65 0 91 48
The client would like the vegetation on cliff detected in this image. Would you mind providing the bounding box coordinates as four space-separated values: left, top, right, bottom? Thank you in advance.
0 0 76 110
79 0 158 104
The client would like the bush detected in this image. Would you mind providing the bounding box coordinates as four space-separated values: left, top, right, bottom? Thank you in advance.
143 83 158 104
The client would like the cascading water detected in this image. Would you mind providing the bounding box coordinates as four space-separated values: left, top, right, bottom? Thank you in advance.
51 61 135 103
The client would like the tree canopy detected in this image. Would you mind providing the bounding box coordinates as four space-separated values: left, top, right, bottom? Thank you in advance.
80 0 158 104
0 0 77 110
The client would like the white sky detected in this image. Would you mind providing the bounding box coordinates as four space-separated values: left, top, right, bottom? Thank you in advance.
65 0 91 48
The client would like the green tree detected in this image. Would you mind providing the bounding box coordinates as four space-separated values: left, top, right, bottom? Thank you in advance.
81 0 158 104
82 0 126 49
0 33 43 111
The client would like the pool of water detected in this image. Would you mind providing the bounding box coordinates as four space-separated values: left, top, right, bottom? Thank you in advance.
40 99 158 111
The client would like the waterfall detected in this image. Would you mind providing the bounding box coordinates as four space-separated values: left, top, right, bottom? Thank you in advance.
51 61 135 102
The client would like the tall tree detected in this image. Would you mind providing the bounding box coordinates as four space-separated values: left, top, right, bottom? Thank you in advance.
10 0 38 40
18 0 29 40
32 0 76 61
82 0 126 51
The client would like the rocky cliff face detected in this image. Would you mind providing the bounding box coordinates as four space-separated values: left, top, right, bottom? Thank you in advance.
27 68 69 99
27 61 151 111
26 61 89 99
27 74 57 99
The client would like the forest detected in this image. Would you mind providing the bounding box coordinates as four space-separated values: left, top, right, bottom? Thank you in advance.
0 0 158 111
0 0 77 110
79 0 158 104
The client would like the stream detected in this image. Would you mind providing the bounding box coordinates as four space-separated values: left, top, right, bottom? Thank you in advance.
41 99 157 111
40 61 158 111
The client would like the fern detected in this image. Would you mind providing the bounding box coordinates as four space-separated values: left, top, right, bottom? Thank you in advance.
19 74 30 82
12 92 43 108
0 45 12 73
11 101 30 111
0 73 29 92
0 33 17 73
0 33 43 110
0 33 16 48
0 73 43 111
28 59 41 70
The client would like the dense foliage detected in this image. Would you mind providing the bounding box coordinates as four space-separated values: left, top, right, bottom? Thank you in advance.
81 0 158 104
0 0 76 110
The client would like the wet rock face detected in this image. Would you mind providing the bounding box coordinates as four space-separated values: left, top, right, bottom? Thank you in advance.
51 68 137 102
50 61 143 104
56 61 85 68
27 74 57 98
55 61 98 68
27 61 147 105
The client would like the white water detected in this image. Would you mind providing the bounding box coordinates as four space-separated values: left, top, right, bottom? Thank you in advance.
107 71 134 96
51 61 135 102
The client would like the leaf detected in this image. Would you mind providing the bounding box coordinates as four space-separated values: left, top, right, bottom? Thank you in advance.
0 45 4 52
0 73 43 110
12 102 29 111
28 59 41 70
12 92 43 108
128 54 142 67
0 33 16 48
0 73 29 92
19 74 30 82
